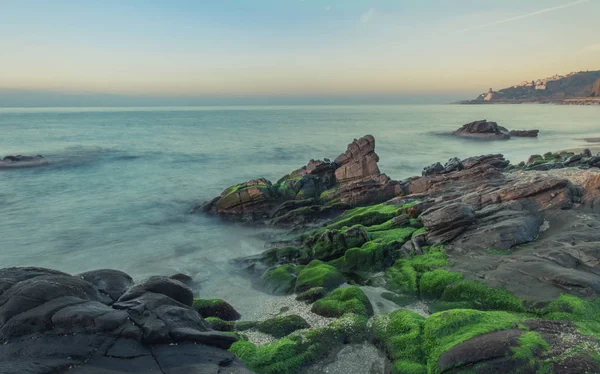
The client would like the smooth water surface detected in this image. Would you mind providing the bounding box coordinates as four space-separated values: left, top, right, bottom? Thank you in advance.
1 105 598 316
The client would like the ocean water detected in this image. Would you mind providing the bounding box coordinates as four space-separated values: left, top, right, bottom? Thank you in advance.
1 104 599 317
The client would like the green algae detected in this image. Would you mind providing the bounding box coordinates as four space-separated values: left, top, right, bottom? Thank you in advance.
295 286 327 303
230 312 368 374
372 309 426 373
542 294 600 337
326 203 402 230
311 286 373 318
295 260 345 293
261 264 303 294
510 331 551 366
423 309 528 373
204 317 234 331
258 315 310 338
419 269 464 299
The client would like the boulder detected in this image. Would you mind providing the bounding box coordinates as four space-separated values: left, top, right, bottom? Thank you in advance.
339 174 402 205
0 267 250 374
334 135 381 183
452 120 510 140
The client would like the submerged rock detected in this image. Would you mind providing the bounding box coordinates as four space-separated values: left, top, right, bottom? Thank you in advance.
0 154 49 168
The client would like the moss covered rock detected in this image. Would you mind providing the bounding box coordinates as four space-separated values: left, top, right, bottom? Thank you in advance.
326 203 402 230
295 260 345 293
372 309 426 374
305 225 370 261
230 312 368 374
204 317 235 331
295 287 327 303
258 315 310 338
192 298 241 321
261 264 303 295
311 286 373 318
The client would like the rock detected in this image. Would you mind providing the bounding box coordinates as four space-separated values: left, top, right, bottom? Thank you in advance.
0 154 49 169
421 202 476 243
169 272 193 285
0 267 250 374
339 174 402 205
422 162 444 176
257 314 310 338
117 276 194 306
192 298 241 321
78 269 134 303
583 148 593 158
509 129 539 137
443 157 463 173
200 178 279 219
452 120 510 140
565 153 583 165
334 135 381 183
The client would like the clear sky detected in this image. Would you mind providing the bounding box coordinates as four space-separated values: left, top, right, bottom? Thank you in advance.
1 0 599 103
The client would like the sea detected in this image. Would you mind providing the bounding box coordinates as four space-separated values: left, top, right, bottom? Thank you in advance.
1 104 598 317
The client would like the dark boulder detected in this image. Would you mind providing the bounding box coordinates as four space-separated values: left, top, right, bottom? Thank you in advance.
78 269 134 303
0 155 49 169
0 267 251 373
117 275 194 306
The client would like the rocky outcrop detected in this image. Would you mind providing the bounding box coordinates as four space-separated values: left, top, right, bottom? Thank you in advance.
452 120 539 140
0 155 49 168
334 135 381 183
452 120 510 140
0 267 251 374
198 135 401 225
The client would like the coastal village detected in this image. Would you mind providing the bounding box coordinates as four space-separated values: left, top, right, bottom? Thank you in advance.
474 70 600 104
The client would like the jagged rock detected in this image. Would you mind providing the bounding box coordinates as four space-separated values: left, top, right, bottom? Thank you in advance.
339 174 402 205
452 120 510 140
422 162 444 176
117 276 194 306
421 202 476 243
443 157 463 173
334 135 381 183
0 267 250 374
509 129 539 137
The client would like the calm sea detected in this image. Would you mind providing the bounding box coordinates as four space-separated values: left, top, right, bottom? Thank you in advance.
1 105 598 316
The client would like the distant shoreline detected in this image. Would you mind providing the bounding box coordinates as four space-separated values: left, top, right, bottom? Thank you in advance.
458 97 600 106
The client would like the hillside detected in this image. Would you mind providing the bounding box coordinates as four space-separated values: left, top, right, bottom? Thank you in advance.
462 70 600 104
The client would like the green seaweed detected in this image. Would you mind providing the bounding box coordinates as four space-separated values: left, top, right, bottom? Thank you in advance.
511 331 551 367
295 260 345 293
311 286 373 318
258 315 310 338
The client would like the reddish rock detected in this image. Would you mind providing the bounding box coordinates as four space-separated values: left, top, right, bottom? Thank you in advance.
338 174 401 205
334 135 381 183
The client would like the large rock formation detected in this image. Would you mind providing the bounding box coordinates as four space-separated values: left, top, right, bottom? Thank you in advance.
198 135 401 224
0 267 251 374
334 135 380 183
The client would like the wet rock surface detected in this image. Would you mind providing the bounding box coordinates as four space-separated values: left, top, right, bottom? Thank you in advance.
0 267 251 374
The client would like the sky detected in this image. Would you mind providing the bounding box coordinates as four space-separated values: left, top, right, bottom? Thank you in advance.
0 0 599 105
